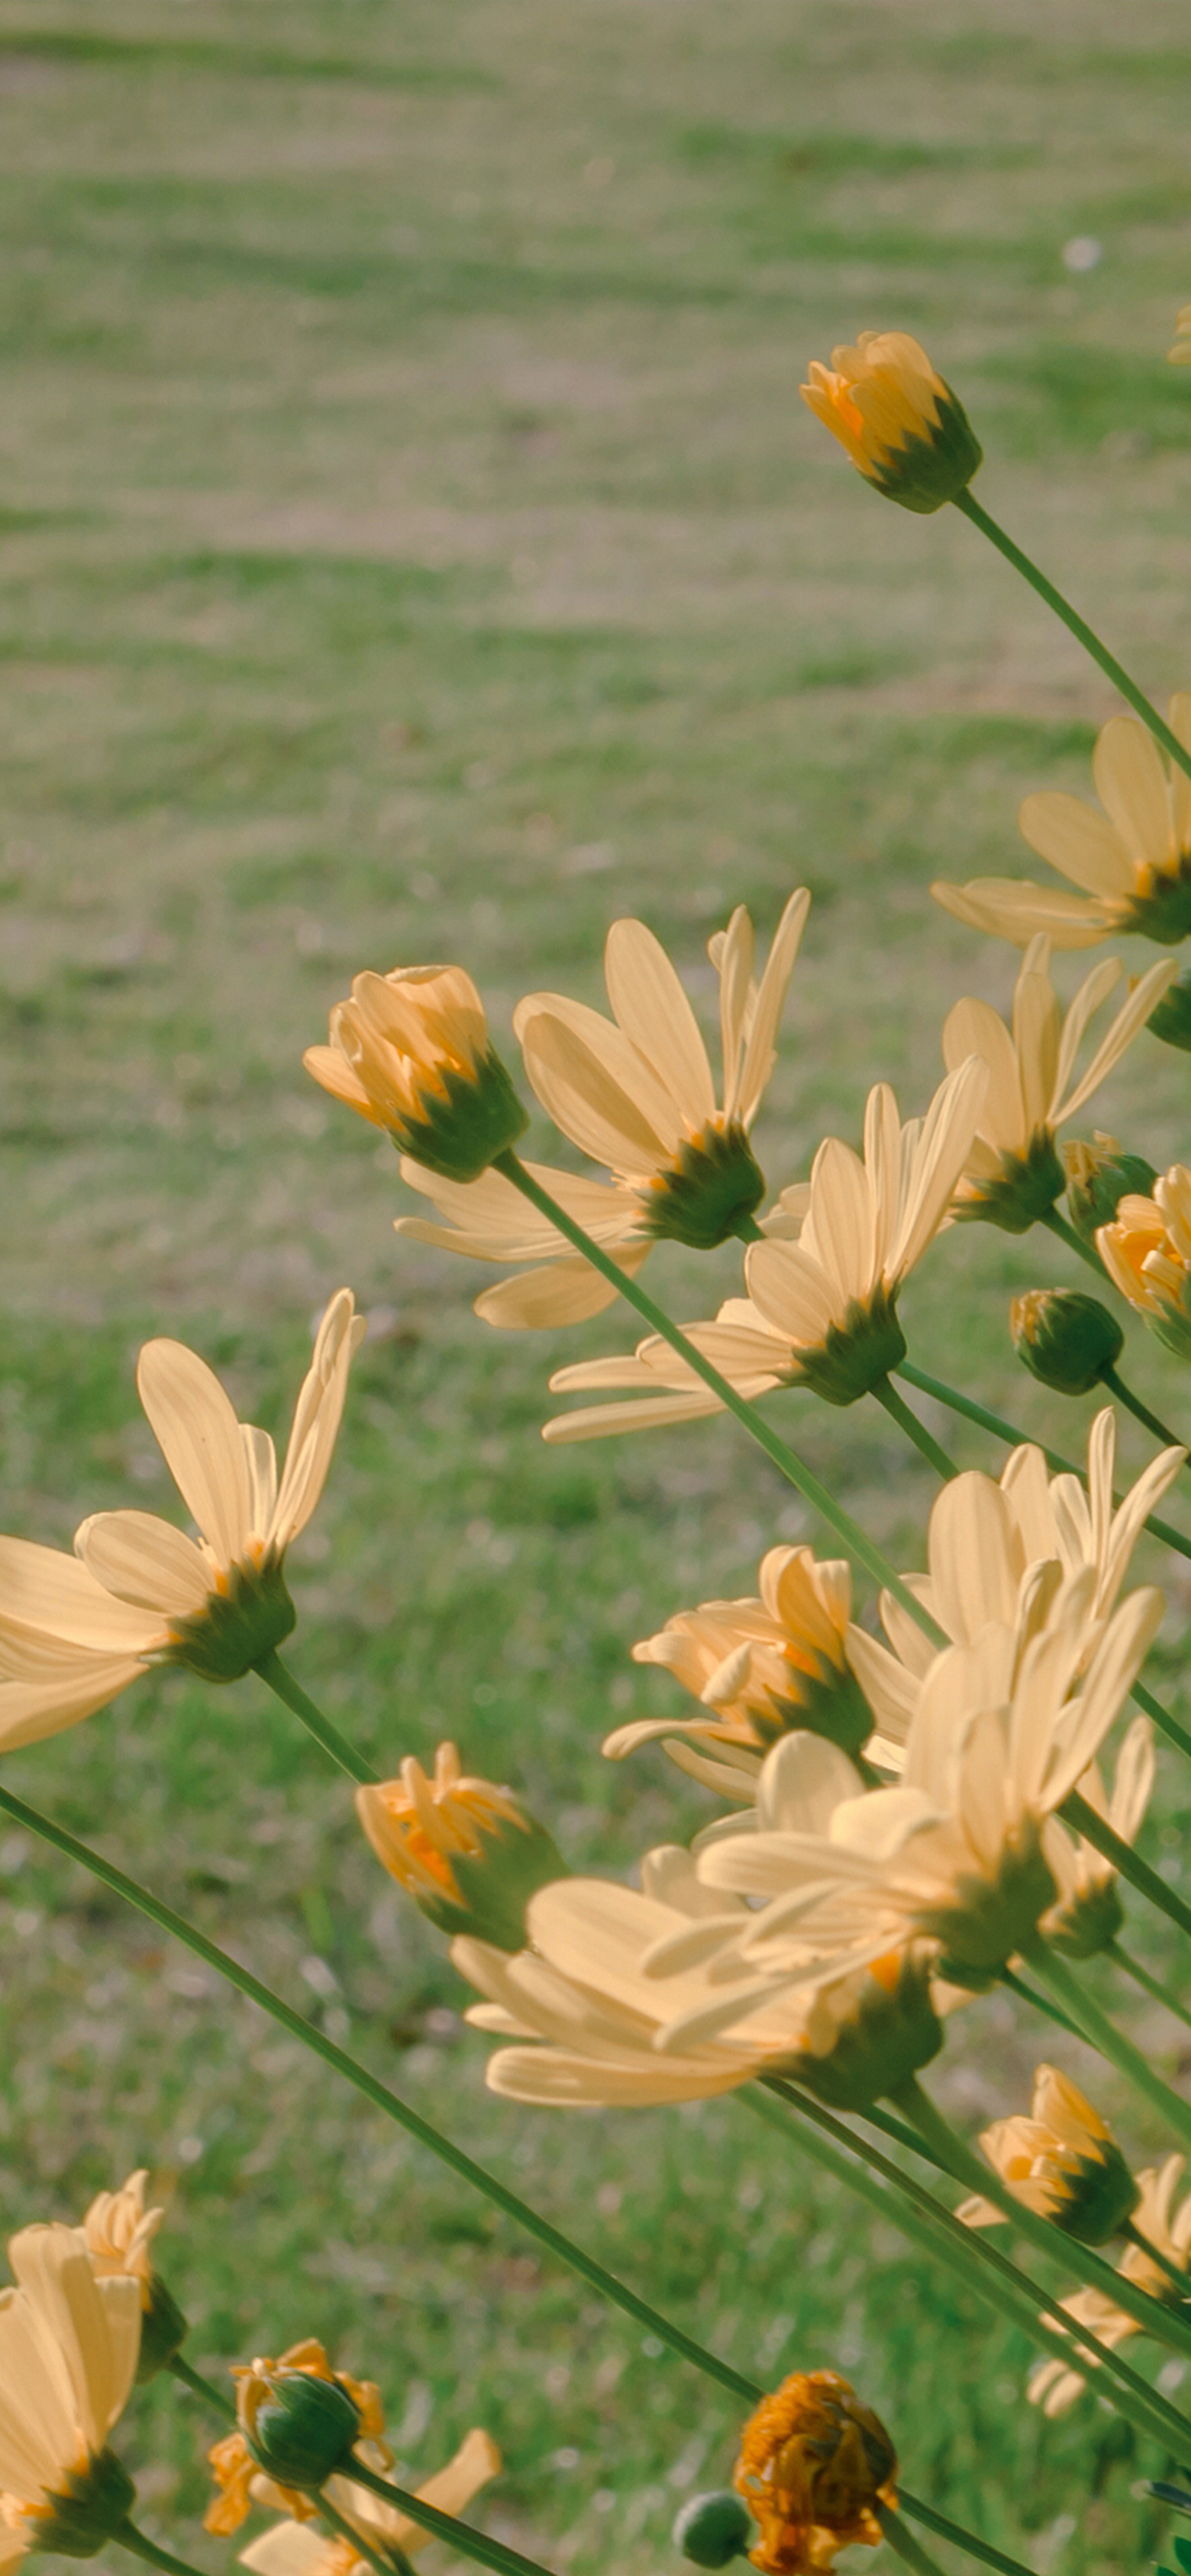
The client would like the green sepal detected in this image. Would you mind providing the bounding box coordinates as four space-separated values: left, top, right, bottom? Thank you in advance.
926 1831 1058 1987
1012 1289 1123 1397
28 2450 136 2556
781 1953 943 2112
1045 1877 1124 1960
395 1045 529 1184
163 1556 296 1684
794 1285 907 1408
1052 2140 1138 2247
414 1814 567 1953
247 2370 360 2490
867 384 983 515
952 1130 1065 1235
673 2491 753 2567
1126 870 1191 950
136 2270 189 2381
752 1658 874 1764
640 1121 766 1251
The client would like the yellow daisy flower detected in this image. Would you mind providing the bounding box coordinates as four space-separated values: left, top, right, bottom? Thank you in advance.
1098 1161 1191 1357
305 964 526 1182
0 2223 142 2568
802 331 981 513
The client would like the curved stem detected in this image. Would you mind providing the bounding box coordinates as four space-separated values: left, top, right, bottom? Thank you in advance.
493 1151 945 1648
318 2490 417 2576
0 1782 758 2410
1062 1791 1191 1946
115 2524 211 2576
1111 1940 1191 2034
167 2353 234 2421
255 1648 377 1787
1102 1365 1189 1457
346 2458 549 2576
897 2494 1040 2576
952 491 1191 784
1041 1204 1106 1278
1025 1940 1191 2158
871 1377 959 1481
749 2085 1186 2450
890 2076 1191 2360
879 2505 950 2576
896 1361 1191 1571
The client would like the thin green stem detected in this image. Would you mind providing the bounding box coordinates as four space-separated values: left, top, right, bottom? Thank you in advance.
879 2505 950 2576
255 1648 377 1787
895 1361 1191 1571
952 491 1191 784
897 2494 1040 2576
167 2353 235 2421
1102 1365 1189 1457
999 1964 1083 2039
891 2077 1191 2361
1063 1791 1191 1947
749 2086 1186 2450
347 2457 550 2576
871 1377 959 1481
1123 2219 1191 2299
1026 1941 1191 2158
494 1150 945 1649
318 2489 418 2576
0 1783 757 2409
1111 1941 1191 2034
1041 1204 1106 1278
115 2524 211 2576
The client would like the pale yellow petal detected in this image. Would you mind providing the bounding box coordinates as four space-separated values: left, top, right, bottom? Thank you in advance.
932 876 1110 949
136 1340 252 1569
604 918 716 1126
0 1536 163 1652
514 997 679 1167
941 999 1024 1156
1092 717 1175 869
74 1513 211 1617
475 1250 644 1330
1016 792 1135 898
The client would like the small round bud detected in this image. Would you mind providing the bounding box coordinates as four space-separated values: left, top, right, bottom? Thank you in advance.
1147 969 1191 1054
245 2368 360 2490
1010 1290 1123 1398
673 2491 753 2567
1064 1135 1158 1248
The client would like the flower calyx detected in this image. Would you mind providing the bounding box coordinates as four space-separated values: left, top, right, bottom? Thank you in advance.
1010 1289 1123 1398
961 2067 1139 2248
21 2450 138 2560
952 1128 1066 1235
639 1119 766 1250
734 2371 897 2574
779 1951 943 2115
162 1554 297 1684
793 1286 908 1410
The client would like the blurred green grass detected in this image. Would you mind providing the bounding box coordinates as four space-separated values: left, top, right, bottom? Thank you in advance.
3 3 1191 2570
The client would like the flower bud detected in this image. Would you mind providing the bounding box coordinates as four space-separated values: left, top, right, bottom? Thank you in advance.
734 2372 897 2575
802 333 981 514
305 965 528 1184
1010 1290 1123 1398
242 2367 361 2491
356 1743 566 1952
673 2491 754 2567
1146 968 1191 1053
1064 1135 1159 1248
135 2271 189 2382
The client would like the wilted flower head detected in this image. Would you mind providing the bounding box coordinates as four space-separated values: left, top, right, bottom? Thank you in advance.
513 893 809 1253
934 701 1191 949
734 2371 897 2573
958 2066 1137 2245
305 965 527 1182
1098 1162 1191 1359
943 936 1175 1233
543 1065 985 1438
355 1742 565 1952
802 331 981 513
207 2340 384 2537
0 2223 142 2567
605 1547 873 1794
0 1294 364 1746
239 2428 502 2576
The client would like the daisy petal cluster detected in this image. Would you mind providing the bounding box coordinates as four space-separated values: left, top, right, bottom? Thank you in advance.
802 331 981 513
1098 1160 1191 1358
305 965 527 1182
0 2222 142 2568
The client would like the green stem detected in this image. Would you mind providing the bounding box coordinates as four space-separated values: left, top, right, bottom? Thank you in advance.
871 1377 959 1480
879 2505 950 2576
891 2076 1191 2360
952 491 1191 784
115 2524 211 2576
749 2086 1186 2450
493 1150 945 1649
1063 1790 1191 1947
318 2489 418 2576
999 1964 1082 2039
1041 1204 1106 1278
897 2495 1040 2576
1123 2219 1191 2298
1026 1941 1191 2158
1111 1940 1191 2034
896 1360 1191 1571
347 2458 550 2576
255 1647 377 1787
0 1784 757 2410
1102 1365 1189 1457
167 2353 235 2421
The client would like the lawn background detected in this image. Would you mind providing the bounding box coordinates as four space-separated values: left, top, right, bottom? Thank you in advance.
3 3 1191 2571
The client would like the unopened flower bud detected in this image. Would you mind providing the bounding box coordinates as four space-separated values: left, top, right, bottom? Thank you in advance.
1146 968 1191 1054
1064 1135 1159 1248
241 2365 361 2491
961 2067 1138 2248
673 2491 754 2567
802 333 981 513
1010 1290 1123 1398
734 2372 897 2575
356 1743 566 1952
305 965 528 1184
